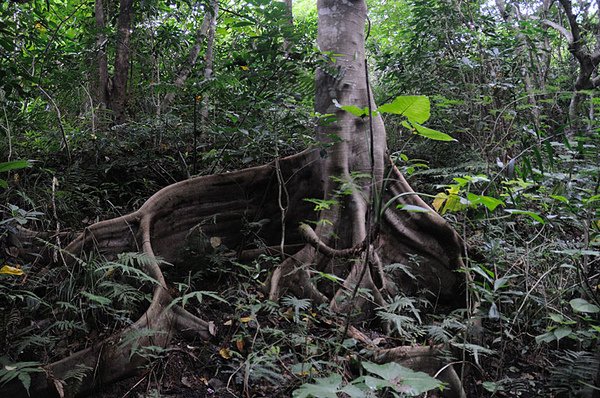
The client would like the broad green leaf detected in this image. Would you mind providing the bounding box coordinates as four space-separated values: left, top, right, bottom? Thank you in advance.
549 195 569 204
570 298 600 314
0 179 7 189
535 331 556 344
441 193 465 213
482 381 504 392
553 326 572 341
548 313 567 323
378 95 430 123
467 193 504 211
412 123 456 141
504 209 545 223
332 99 368 117
361 375 393 390
318 272 344 283
583 194 600 204
340 105 368 117
340 383 366 398
396 204 432 213
293 374 342 398
362 361 442 396
0 160 31 173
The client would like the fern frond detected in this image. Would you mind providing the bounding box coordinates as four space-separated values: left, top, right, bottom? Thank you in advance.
63 364 92 382
426 325 453 344
549 350 600 395
377 311 424 339
97 262 160 286
384 263 417 280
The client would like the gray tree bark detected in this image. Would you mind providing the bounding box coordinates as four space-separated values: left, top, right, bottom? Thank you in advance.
111 0 134 124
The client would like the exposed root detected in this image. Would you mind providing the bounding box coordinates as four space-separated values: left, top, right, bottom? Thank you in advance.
5 150 467 397
298 223 365 258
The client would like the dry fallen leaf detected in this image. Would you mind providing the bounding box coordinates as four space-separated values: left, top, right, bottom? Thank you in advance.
210 237 221 248
208 321 217 336
240 316 252 323
181 376 193 388
219 347 232 359
236 338 245 352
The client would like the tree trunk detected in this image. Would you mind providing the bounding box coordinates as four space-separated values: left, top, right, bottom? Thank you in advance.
5 0 466 396
160 0 216 113
199 0 218 123
94 0 109 110
544 0 600 130
111 0 134 124
267 0 464 314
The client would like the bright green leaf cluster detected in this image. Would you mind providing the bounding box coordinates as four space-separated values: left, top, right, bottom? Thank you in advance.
336 95 456 141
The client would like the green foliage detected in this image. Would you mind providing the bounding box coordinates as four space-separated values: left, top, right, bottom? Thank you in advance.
293 361 443 397
0 358 43 395
339 95 456 141
0 160 31 189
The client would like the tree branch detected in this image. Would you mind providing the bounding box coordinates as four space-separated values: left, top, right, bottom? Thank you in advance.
542 19 574 44
558 0 583 55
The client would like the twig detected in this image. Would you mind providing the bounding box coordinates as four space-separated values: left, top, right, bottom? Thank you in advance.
39 86 71 164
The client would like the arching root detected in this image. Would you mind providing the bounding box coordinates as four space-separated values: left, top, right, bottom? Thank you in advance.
4 150 466 397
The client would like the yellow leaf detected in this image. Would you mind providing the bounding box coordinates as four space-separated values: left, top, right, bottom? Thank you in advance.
240 316 252 323
432 193 447 212
219 347 232 359
447 185 461 195
240 65 249 71
0 265 24 276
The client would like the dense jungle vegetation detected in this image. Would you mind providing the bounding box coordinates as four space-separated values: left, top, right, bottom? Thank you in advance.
0 0 599 396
